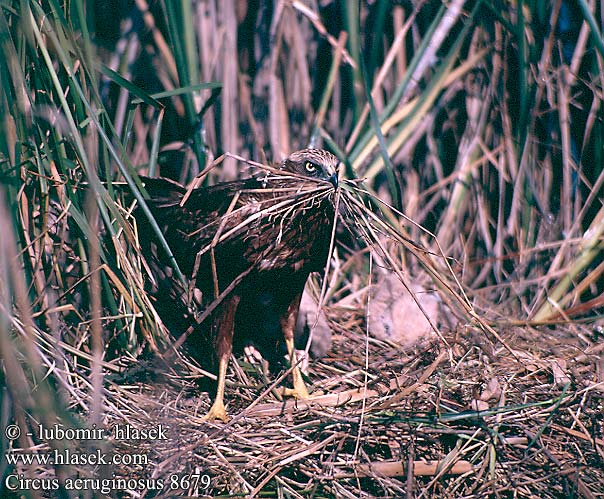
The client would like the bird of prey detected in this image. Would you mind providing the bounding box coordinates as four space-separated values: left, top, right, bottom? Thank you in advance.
133 149 339 421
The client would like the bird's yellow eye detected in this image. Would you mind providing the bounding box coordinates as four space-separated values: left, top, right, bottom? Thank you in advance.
305 162 317 173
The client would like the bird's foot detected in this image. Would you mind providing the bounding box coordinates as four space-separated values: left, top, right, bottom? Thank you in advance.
281 379 310 399
281 387 310 399
283 338 311 399
201 400 229 422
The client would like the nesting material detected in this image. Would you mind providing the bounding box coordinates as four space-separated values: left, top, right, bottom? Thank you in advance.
99 323 603 499
367 275 441 347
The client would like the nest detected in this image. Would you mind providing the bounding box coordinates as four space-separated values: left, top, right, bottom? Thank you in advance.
102 319 603 498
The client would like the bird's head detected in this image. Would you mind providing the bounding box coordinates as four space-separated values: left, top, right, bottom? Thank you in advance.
280 149 339 188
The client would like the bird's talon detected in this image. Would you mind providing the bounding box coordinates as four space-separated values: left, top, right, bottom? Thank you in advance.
281 386 310 399
202 402 229 422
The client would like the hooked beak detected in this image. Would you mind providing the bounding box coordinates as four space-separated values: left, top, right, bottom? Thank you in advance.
328 173 339 188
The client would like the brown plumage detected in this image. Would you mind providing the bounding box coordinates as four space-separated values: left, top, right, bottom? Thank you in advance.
134 149 339 421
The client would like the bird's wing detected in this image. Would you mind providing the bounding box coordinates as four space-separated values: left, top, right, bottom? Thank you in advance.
135 176 264 276
140 176 261 215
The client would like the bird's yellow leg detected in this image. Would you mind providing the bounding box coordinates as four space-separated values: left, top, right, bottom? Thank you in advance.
202 355 229 422
282 337 310 399
203 294 240 423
